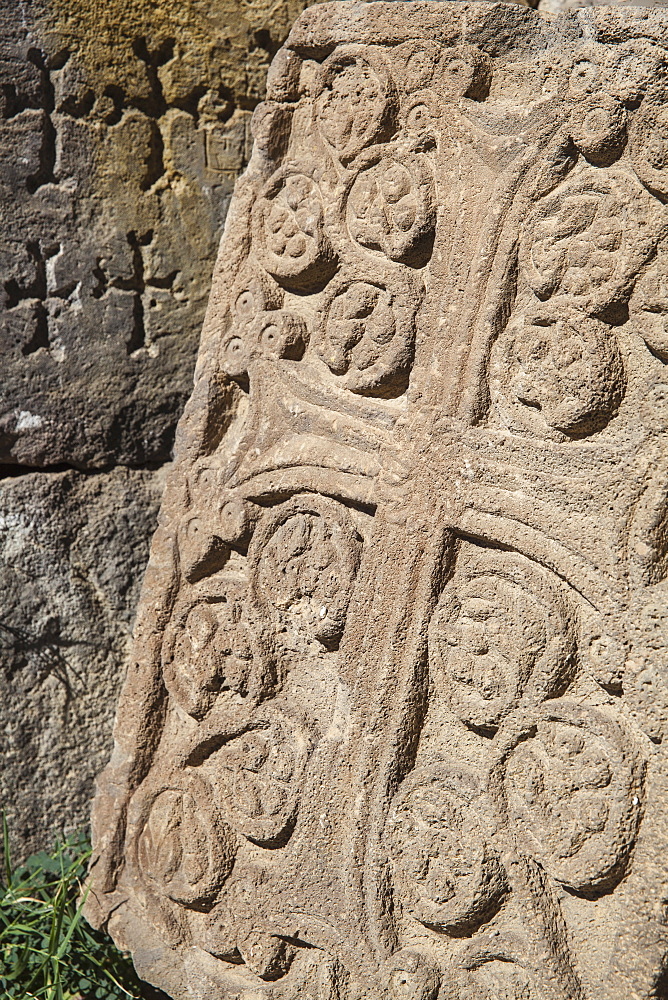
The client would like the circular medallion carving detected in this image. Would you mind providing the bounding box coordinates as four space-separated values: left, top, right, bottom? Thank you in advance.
386 764 507 933
346 151 435 265
205 708 309 846
502 307 625 436
248 494 362 649
384 949 441 1000
255 165 336 290
497 701 645 891
316 45 397 163
569 59 600 98
134 773 236 908
162 589 253 720
314 276 418 395
438 44 491 101
401 90 441 141
429 549 576 732
519 181 627 309
206 873 296 979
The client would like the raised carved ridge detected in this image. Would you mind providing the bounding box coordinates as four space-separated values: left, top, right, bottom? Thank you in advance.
86 4 668 999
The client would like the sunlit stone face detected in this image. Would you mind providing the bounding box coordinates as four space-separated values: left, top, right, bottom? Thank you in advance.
87 5 668 999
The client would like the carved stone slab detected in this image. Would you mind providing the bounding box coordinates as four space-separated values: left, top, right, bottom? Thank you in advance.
86 4 668 998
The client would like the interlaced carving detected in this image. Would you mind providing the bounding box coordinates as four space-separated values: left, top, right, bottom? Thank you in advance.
86 5 668 999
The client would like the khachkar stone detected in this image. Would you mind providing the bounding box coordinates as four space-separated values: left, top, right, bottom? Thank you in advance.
85 2 668 997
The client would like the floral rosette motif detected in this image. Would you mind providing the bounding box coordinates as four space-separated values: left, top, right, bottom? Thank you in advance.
201 707 310 847
247 493 362 650
162 588 254 720
313 272 420 396
315 44 398 164
254 164 337 291
493 700 645 891
130 772 236 908
385 764 508 934
343 146 436 266
518 168 656 316
500 304 625 436
205 872 296 980
428 546 576 732
491 165 666 437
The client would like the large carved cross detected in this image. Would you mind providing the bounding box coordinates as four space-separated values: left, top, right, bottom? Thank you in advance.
87 5 668 1000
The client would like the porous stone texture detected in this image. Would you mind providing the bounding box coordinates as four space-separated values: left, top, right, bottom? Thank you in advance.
1 0 320 468
87 1 668 997
0 0 324 860
0 466 165 858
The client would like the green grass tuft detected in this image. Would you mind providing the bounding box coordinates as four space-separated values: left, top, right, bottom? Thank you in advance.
0 813 153 1000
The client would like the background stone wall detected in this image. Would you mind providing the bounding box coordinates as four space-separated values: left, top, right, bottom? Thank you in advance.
0 0 323 860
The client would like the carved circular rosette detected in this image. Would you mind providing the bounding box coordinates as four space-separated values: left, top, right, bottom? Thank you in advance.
204 706 310 847
493 302 625 437
428 546 576 732
247 493 362 649
162 588 254 720
253 162 337 291
340 145 436 266
315 44 398 165
312 271 420 396
130 771 236 909
604 39 665 105
518 167 652 315
568 92 626 166
630 93 668 200
206 873 296 980
492 700 646 892
385 764 508 934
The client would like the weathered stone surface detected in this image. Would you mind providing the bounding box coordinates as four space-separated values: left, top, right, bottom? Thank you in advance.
0 0 325 859
0 0 321 469
0 465 165 859
540 0 668 14
88 3 668 998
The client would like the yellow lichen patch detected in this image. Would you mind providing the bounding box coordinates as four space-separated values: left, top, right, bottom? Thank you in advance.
31 0 324 367
41 0 322 106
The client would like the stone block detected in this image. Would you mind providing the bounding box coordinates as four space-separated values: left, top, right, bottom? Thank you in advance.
0 465 165 860
0 0 324 470
87 3 668 998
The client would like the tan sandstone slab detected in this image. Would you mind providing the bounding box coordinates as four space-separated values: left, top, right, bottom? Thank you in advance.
86 3 668 998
